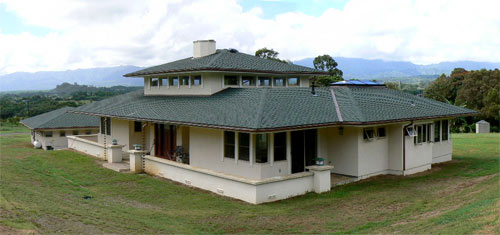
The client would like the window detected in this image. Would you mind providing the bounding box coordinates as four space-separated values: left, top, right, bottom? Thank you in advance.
160 77 168 86
191 75 202 86
406 126 417 137
85 130 91 135
224 75 238 86
434 121 441 142
363 128 374 140
134 121 142 132
258 77 271 86
100 117 111 135
274 132 287 161
170 77 179 86
273 77 285 87
427 124 432 142
442 120 449 141
377 127 386 138
59 131 66 137
45 131 53 137
150 78 159 87
287 77 300 86
241 76 256 86
415 125 424 144
238 133 250 161
180 76 189 86
422 124 427 142
73 130 79 135
224 131 235 159
255 134 268 163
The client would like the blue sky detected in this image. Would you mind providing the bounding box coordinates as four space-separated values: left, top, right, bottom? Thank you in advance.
0 4 53 36
239 0 348 18
0 0 499 74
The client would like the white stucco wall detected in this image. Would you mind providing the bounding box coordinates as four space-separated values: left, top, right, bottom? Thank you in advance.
34 128 98 150
318 127 358 176
144 155 314 204
189 127 290 180
67 135 105 159
357 127 389 177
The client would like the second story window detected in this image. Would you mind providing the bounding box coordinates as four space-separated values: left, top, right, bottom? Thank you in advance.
242 76 256 86
258 77 271 87
160 77 168 87
287 77 300 86
170 77 179 86
180 76 189 86
191 75 202 86
224 75 238 86
150 78 159 87
274 77 285 87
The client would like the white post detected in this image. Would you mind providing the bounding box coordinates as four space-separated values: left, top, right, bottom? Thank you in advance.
306 165 334 193
250 133 254 166
270 133 274 166
286 131 291 174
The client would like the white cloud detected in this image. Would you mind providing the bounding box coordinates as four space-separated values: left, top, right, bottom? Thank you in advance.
0 0 499 74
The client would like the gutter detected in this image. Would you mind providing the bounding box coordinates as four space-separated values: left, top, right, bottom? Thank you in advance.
402 121 413 172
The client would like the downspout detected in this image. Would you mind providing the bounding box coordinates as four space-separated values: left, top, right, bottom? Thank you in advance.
402 121 413 172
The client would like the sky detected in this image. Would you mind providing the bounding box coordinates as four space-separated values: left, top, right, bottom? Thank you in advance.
0 0 499 75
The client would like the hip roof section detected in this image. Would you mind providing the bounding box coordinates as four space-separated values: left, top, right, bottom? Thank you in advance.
124 49 328 77
20 107 100 130
72 87 477 131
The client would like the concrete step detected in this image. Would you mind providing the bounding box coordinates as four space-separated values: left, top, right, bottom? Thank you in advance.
103 162 130 172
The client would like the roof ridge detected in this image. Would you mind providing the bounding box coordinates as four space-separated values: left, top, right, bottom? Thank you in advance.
329 87 343 122
205 50 224 67
254 88 269 129
341 87 366 122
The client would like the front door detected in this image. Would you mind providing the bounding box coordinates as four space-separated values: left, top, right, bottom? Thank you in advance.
291 129 317 173
154 124 176 159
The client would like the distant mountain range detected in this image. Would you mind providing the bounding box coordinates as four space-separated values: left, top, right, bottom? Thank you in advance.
0 58 499 91
294 58 500 80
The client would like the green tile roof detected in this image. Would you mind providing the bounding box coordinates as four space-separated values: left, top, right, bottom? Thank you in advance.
124 49 327 77
71 87 477 131
20 107 99 130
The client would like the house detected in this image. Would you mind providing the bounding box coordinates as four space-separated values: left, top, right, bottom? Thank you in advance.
20 107 99 150
68 40 477 204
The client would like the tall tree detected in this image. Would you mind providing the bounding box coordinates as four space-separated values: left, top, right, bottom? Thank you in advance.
313 55 343 86
255 48 291 64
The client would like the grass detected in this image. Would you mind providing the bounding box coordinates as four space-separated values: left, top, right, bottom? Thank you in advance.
0 123 29 134
0 133 498 234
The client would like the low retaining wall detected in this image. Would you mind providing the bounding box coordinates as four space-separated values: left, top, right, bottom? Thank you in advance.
144 155 329 204
68 135 105 159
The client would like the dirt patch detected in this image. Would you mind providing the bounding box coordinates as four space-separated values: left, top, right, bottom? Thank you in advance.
0 224 37 235
439 173 499 196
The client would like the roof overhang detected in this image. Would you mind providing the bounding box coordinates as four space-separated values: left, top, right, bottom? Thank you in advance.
124 68 329 78
69 110 477 133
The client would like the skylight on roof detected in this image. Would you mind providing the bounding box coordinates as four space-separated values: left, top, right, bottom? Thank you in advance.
331 80 385 86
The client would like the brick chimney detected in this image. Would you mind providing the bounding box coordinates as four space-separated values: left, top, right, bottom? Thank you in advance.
193 40 216 58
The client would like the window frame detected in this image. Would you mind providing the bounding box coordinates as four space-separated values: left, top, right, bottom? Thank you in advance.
238 132 250 161
258 76 272 87
191 75 202 86
170 76 179 87
160 77 169 87
406 126 417 137
363 128 375 141
273 77 286 87
442 120 449 141
134 121 142 133
224 131 236 159
241 76 256 87
180 76 190 86
434 121 441 142
150 78 159 87
224 75 239 86
255 133 269 163
377 127 386 138
59 131 66 137
273 132 287 161
287 77 300 86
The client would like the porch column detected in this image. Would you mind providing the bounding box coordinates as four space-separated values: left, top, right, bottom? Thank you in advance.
128 150 147 173
306 165 334 193
286 131 291 174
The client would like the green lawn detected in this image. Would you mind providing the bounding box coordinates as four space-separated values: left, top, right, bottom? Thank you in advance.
0 133 498 234
0 123 30 134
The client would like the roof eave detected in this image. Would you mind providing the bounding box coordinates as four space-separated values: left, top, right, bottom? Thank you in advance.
69 110 478 133
124 68 329 77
